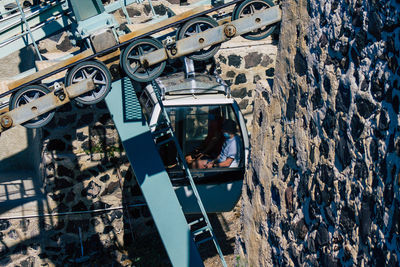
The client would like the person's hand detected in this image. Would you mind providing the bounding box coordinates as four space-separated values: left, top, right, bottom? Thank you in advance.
185 155 194 164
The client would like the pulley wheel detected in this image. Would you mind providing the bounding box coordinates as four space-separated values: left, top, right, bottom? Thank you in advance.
121 38 166 82
65 60 112 105
9 85 55 129
177 16 221 61
232 0 276 40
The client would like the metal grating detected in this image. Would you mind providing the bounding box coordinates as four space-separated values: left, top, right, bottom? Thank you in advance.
121 78 142 122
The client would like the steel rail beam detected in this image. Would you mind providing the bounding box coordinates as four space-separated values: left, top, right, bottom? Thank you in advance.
0 1 65 38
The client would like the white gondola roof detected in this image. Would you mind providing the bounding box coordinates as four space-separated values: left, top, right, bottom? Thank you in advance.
155 72 230 97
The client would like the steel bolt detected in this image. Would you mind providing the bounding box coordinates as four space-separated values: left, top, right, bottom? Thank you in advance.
199 38 205 44
58 93 66 101
224 25 236 38
0 115 13 129
170 47 178 56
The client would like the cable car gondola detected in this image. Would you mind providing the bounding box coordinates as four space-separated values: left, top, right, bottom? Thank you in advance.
139 72 249 213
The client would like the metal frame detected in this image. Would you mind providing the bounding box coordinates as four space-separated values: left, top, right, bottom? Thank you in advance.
14 0 43 60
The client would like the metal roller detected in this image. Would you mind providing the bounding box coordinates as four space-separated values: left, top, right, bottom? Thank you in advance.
120 38 166 82
65 60 112 105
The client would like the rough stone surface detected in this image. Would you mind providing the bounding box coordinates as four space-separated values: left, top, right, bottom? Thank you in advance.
237 0 400 266
215 36 278 130
0 102 161 266
0 1 279 266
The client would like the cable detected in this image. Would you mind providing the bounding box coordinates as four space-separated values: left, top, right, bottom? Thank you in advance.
0 202 146 220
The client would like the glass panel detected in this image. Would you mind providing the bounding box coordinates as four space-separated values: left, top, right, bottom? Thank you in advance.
138 90 155 121
165 105 244 169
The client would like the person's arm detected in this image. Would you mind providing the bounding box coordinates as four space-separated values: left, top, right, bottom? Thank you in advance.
213 157 234 167
216 138 237 168
205 156 219 168
206 137 237 168
206 155 234 168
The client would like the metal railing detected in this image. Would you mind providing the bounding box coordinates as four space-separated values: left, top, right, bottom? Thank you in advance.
0 0 64 61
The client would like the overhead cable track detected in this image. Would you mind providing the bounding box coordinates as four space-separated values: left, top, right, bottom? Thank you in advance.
0 4 281 132
0 0 247 99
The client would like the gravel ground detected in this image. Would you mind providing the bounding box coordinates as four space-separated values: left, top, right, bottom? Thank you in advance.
202 201 242 267
122 201 242 267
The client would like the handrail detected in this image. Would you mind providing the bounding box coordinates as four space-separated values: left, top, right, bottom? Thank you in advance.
0 0 64 34
0 202 146 220
15 0 43 60
0 11 64 47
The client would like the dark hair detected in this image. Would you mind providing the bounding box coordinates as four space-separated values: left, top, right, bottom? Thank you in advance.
222 119 237 134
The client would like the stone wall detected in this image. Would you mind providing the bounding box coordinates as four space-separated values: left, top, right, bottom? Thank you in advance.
0 1 279 265
237 0 400 266
0 102 170 266
216 38 278 130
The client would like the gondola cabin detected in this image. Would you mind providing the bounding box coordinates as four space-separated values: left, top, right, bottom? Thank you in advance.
139 72 249 213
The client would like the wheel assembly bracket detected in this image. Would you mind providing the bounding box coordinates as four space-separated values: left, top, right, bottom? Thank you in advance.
139 48 168 67
141 5 281 66
53 82 67 101
0 80 95 134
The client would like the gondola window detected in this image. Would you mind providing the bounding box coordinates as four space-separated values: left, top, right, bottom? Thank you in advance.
165 105 244 169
